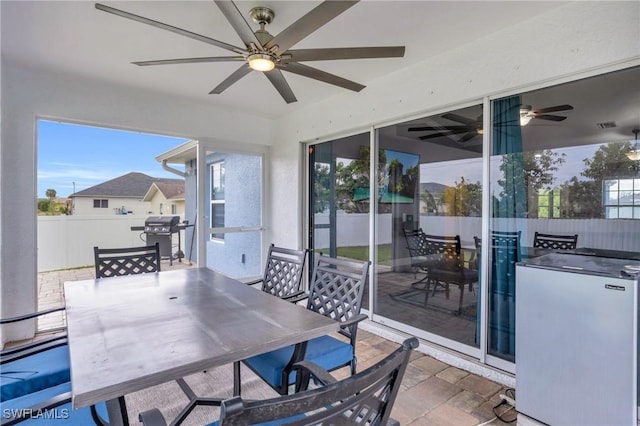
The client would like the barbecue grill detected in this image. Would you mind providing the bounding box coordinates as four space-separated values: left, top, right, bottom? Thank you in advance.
131 216 186 265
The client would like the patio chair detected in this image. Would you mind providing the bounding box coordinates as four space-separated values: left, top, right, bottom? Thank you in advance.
1 307 69 402
245 244 307 301
402 228 432 288
416 234 478 315
139 337 419 426
533 232 578 250
93 242 161 278
1 381 110 425
241 254 370 395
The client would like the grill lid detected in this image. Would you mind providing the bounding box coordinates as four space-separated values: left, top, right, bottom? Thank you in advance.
144 216 180 233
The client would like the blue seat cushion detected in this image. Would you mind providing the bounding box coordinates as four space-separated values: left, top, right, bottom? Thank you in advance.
2 382 109 425
1 345 71 401
244 335 353 388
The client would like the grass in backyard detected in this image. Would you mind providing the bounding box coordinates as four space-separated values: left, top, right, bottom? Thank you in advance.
329 244 392 266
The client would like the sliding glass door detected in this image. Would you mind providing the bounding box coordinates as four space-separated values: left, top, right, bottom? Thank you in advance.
308 132 371 307
374 104 484 353
305 65 639 372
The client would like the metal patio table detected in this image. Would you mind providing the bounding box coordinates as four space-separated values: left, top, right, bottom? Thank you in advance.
64 267 340 426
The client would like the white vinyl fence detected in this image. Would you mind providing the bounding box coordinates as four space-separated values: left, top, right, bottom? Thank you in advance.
38 215 182 272
40 214 639 272
314 213 640 251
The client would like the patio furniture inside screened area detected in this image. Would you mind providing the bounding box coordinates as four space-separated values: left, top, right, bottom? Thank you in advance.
29 265 515 425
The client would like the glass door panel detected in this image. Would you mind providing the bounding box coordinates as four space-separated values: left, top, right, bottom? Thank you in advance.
488 65 640 365
375 104 483 350
308 133 371 308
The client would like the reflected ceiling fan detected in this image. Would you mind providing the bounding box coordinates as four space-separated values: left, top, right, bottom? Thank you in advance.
95 1 405 104
408 103 574 142
519 104 574 125
408 112 483 143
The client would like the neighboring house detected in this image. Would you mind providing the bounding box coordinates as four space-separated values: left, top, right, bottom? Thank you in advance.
70 172 184 216
142 181 185 216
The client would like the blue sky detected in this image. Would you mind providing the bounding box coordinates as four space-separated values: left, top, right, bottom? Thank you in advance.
38 120 189 198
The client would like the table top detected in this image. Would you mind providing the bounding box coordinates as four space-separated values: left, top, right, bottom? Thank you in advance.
64 267 340 409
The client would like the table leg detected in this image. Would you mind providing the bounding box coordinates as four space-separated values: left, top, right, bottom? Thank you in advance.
233 361 241 397
104 396 129 426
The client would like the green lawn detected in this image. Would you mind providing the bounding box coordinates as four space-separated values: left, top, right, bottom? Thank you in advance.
317 244 392 266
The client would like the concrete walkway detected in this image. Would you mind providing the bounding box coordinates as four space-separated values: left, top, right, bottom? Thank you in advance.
35 262 514 425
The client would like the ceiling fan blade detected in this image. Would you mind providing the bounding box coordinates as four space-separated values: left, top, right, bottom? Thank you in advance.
532 104 574 114
408 125 468 132
420 137 483 154
209 65 252 94
458 132 478 143
286 46 405 62
418 130 467 140
214 0 263 47
95 3 246 54
133 56 246 66
534 115 567 122
282 62 365 92
442 113 477 126
264 70 297 104
265 1 359 53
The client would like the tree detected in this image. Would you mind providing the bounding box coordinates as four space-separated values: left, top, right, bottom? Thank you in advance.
497 150 566 218
38 199 50 213
333 147 388 213
564 141 637 218
312 163 331 213
441 177 482 216
45 188 57 201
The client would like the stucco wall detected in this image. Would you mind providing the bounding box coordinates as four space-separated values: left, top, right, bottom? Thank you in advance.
73 196 152 216
1 1 639 345
0 63 273 343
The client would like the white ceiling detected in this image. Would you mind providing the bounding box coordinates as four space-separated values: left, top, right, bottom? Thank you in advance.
2 0 567 119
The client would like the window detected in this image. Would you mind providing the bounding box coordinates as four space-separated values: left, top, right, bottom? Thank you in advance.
159 203 164 215
604 178 640 219
211 162 225 239
93 199 108 208
538 190 561 218
171 204 177 215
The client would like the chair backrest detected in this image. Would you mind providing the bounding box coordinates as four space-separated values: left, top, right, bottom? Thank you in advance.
306 254 369 339
261 244 307 298
94 243 161 278
533 232 578 250
474 231 522 267
218 337 419 426
403 228 429 258
403 228 463 266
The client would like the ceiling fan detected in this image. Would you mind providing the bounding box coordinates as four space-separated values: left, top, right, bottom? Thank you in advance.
95 1 405 104
408 103 574 142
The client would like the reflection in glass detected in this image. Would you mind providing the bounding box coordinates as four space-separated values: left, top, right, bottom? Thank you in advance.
308 134 371 304
489 65 640 364
375 104 483 350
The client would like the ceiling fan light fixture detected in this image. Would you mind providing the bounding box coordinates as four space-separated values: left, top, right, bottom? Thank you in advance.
248 53 275 72
520 105 533 126
627 129 640 161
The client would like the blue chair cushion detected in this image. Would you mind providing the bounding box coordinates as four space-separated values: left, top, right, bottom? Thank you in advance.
2 381 109 425
244 335 353 388
1 345 71 401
